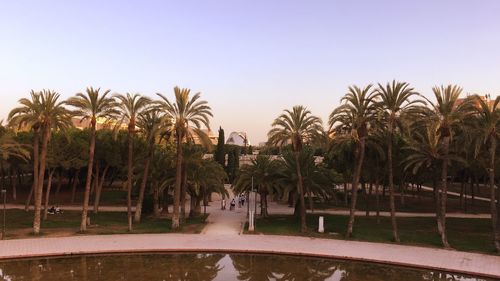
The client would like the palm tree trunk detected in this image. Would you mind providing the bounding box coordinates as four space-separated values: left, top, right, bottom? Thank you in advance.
172 133 183 229
180 161 187 224
126 129 134 232
80 124 96 232
26 130 40 211
92 162 99 196
189 194 196 218
347 139 365 238
306 186 314 213
387 127 400 242
375 180 380 224
343 182 348 206
488 137 499 252
134 147 152 223
33 128 50 235
433 176 444 236
71 170 80 204
43 169 55 220
93 165 109 214
203 186 208 215
460 176 465 210
260 192 268 217
162 188 169 214
153 181 160 218
11 168 17 201
294 150 307 232
439 136 451 248
55 169 63 203
366 183 372 217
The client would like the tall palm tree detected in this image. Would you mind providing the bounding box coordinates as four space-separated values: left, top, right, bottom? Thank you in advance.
424 85 473 247
8 91 41 211
403 121 444 216
329 85 376 238
268 105 322 232
374 80 422 242
115 93 151 231
156 87 213 229
9 90 72 234
133 109 166 222
66 87 119 232
471 95 500 251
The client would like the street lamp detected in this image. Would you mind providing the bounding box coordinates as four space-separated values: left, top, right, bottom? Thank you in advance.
247 176 252 218
1 188 6 240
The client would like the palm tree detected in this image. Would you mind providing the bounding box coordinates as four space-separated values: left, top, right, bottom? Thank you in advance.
66 87 118 232
471 95 500 251
268 105 322 232
115 93 151 231
9 90 72 234
8 91 41 211
403 121 444 218
280 148 335 214
424 85 473 247
0 125 30 163
374 80 422 242
329 85 376 238
156 87 213 229
233 155 282 217
133 109 165 222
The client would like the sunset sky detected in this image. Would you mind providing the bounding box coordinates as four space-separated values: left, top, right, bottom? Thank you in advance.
1 0 499 144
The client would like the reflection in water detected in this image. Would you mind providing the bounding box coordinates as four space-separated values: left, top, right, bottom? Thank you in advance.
0 253 493 281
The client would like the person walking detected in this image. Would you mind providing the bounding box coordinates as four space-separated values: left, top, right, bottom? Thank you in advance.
230 198 236 210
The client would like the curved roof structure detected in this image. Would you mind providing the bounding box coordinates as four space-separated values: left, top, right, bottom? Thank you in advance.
226 131 250 146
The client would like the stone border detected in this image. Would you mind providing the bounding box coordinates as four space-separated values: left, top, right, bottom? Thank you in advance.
0 234 499 279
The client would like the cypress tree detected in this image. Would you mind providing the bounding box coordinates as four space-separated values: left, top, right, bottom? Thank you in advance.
227 148 235 182
215 127 225 167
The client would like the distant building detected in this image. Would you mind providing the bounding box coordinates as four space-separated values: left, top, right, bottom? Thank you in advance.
192 128 218 145
455 94 498 109
71 117 127 130
226 131 250 146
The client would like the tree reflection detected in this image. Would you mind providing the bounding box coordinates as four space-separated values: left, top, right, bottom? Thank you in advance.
0 253 224 281
230 254 338 281
0 253 493 281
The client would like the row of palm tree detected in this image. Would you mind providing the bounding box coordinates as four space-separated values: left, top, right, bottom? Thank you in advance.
264 81 499 251
7 87 214 234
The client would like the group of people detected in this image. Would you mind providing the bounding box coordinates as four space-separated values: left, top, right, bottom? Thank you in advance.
47 205 63 215
221 194 246 211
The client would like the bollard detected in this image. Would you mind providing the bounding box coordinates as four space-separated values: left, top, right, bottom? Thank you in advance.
249 211 255 231
318 216 324 233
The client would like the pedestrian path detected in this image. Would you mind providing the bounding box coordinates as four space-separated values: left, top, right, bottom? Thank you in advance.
201 184 248 235
0 233 498 278
421 186 492 202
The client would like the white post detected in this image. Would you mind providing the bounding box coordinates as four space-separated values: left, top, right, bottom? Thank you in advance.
249 210 255 231
318 216 324 233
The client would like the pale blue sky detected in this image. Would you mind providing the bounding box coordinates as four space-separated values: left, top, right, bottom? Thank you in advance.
1 0 499 143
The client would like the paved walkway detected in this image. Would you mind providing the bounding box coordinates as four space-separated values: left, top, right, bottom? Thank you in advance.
201 184 248 235
0 234 499 278
421 186 492 202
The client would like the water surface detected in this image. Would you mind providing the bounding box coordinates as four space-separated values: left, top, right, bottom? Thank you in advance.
0 253 493 281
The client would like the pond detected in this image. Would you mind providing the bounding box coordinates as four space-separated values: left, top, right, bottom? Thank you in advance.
0 253 494 281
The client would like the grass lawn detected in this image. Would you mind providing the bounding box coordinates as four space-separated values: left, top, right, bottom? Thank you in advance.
250 214 497 255
2 209 207 239
310 189 490 214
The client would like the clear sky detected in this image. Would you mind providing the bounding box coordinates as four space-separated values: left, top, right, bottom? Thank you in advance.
1 0 499 144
